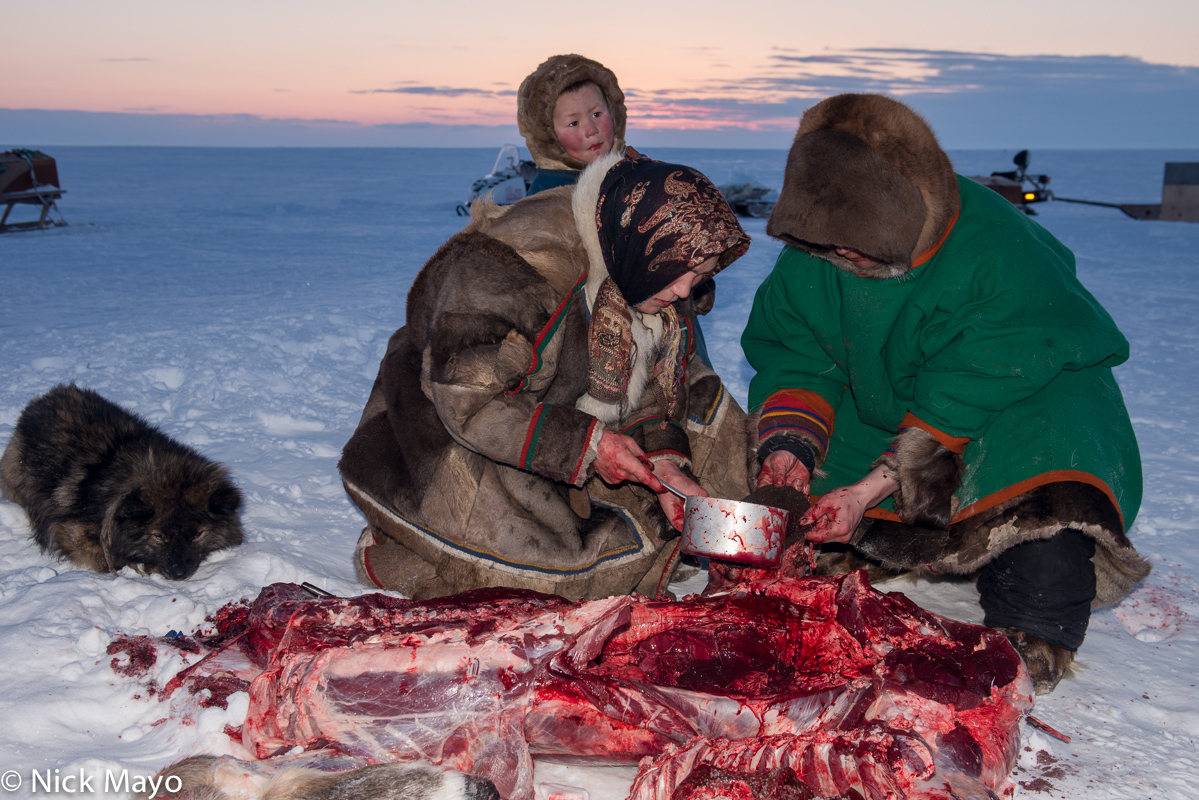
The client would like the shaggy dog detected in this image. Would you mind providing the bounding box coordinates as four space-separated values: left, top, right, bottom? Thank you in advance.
0 384 243 578
141 755 500 800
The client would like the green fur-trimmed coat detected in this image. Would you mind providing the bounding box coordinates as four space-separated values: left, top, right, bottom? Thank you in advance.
745 176 1150 605
340 155 753 601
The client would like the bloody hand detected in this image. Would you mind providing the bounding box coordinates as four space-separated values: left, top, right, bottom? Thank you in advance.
594 430 664 493
757 450 811 495
798 465 899 544
652 460 707 531
798 488 867 544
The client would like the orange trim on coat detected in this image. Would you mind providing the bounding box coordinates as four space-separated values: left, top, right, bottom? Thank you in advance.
859 469 1126 529
911 208 960 269
899 412 971 455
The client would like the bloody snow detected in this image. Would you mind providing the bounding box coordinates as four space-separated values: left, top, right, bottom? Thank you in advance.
1 146 1198 799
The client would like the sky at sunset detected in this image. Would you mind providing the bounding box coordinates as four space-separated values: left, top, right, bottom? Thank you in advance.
3 0 1198 147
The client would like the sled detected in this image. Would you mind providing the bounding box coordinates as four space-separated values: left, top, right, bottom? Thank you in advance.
0 149 67 233
717 173 778 218
455 144 537 216
1054 162 1199 222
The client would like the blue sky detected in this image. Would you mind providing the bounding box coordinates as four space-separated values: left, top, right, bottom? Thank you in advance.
3 1 1197 148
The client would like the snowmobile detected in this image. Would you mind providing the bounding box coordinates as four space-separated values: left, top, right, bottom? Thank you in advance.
965 150 1051 214
455 144 537 216
975 150 1199 223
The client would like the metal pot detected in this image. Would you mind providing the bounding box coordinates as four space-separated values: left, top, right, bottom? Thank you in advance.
659 478 788 567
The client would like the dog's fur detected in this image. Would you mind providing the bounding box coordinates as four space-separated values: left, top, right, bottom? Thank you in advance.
142 755 500 800
0 384 243 579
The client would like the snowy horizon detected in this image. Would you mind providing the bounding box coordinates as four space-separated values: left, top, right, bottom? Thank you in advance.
1 146 1198 799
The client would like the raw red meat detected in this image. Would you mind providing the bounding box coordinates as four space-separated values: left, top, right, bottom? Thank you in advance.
669 762 817 800
636 729 931 800
138 572 1032 800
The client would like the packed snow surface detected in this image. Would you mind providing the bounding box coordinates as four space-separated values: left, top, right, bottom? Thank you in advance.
1 146 1197 799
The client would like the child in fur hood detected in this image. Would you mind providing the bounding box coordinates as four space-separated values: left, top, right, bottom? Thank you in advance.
517 54 625 195
744 93 1150 695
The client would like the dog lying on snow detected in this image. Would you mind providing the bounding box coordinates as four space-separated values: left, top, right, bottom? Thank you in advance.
139 755 501 800
0 384 244 579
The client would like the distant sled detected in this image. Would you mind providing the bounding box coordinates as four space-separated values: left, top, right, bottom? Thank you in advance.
455 144 537 216
1053 161 1199 223
1 149 68 233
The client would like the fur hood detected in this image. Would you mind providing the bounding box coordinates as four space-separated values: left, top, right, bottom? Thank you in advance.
571 149 630 310
517 54 628 172
766 94 960 278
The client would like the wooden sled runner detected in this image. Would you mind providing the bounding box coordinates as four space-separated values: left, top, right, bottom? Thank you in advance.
1 149 67 233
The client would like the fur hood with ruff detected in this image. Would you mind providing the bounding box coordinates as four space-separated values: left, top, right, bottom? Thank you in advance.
766 94 960 279
517 54 627 172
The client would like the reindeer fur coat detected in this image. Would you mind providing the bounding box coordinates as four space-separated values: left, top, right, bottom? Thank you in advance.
340 152 753 601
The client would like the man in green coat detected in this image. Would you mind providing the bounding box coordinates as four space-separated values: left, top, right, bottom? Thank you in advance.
743 93 1150 694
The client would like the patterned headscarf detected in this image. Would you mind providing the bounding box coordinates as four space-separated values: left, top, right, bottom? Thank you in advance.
585 154 750 421
596 154 749 307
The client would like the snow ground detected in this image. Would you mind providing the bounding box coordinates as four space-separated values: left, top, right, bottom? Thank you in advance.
1 145 1197 799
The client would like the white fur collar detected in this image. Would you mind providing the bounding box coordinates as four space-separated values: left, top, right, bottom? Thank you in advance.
572 148 624 304
572 150 663 425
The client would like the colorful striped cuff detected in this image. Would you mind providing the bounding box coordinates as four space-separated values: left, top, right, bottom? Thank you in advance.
757 389 834 454
623 416 685 435
570 417 604 486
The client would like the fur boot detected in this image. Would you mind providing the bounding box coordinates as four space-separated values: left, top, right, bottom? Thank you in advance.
999 628 1075 695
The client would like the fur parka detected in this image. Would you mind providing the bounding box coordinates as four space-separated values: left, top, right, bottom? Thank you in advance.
766 93 959 279
747 94 1149 607
340 152 753 601
517 54 627 172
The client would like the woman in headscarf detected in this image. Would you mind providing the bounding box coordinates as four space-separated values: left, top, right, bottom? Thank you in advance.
339 150 753 601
